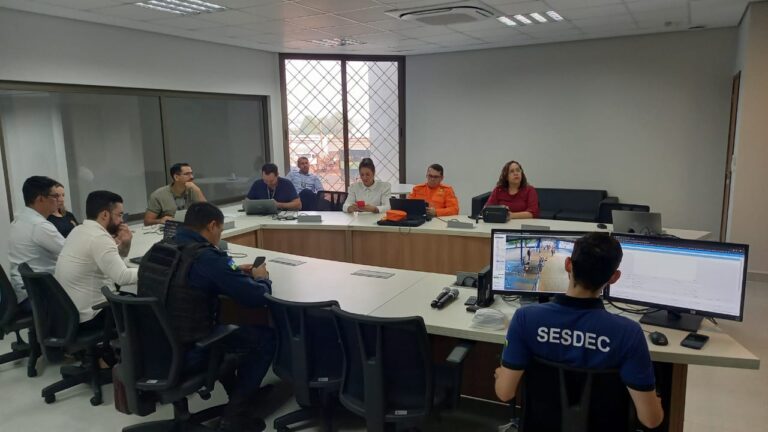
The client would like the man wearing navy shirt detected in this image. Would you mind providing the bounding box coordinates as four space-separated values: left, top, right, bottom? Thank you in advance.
150 202 276 432
247 163 301 210
494 233 664 429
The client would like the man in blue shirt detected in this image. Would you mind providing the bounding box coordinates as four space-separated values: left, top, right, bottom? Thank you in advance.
286 156 323 194
494 232 664 429
247 163 301 210
175 202 276 432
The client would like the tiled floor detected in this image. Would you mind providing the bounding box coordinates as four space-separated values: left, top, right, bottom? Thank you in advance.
1 282 766 431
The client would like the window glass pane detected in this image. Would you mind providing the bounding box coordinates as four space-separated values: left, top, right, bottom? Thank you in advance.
284 59 345 191
347 61 400 186
161 97 267 202
0 91 165 219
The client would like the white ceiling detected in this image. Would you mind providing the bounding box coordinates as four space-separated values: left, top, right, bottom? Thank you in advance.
0 0 752 55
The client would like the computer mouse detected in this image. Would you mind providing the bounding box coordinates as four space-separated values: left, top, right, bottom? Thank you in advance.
596 223 608 229
649 331 668 346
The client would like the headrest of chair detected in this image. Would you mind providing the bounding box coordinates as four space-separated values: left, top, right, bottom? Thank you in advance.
384 209 407 222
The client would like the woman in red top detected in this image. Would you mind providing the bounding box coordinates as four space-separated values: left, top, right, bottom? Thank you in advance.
485 160 540 219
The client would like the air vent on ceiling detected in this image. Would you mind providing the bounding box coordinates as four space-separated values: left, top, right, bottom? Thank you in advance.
385 1 501 26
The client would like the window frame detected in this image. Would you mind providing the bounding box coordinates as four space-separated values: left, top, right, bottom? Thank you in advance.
279 54 406 191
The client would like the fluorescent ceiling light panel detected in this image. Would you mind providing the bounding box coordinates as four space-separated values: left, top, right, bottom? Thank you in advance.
497 16 517 26
529 12 548 23
134 0 226 15
546 11 564 22
513 14 532 25
309 38 366 47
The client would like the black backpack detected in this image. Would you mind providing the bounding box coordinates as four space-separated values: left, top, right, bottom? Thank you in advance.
136 241 214 344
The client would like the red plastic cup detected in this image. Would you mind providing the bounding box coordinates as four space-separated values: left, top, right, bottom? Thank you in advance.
356 200 365 208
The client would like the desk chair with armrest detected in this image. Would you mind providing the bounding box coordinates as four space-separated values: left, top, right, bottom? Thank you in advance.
317 191 348 212
102 286 238 432
331 306 473 432
265 295 342 432
597 202 650 224
0 264 40 377
19 263 112 405
518 357 638 432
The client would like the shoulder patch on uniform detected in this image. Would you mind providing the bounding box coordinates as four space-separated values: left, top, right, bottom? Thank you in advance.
227 258 238 271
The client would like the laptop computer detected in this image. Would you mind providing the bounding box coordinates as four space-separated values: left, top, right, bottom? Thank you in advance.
243 198 278 215
174 209 187 222
612 210 663 235
377 198 428 227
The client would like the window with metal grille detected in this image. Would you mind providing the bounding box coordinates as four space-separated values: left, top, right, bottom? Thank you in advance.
280 55 405 192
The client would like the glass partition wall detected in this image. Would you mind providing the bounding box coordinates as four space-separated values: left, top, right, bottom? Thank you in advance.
0 84 269 221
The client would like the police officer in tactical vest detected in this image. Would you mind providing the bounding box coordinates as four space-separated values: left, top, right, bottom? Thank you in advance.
139 202 275 432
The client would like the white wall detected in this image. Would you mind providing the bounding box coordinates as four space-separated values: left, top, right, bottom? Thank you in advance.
728 2 768 275
0 7 282 269
406 29 737 235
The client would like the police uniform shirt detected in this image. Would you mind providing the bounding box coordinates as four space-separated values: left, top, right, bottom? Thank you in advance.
501 294 655 391
176 229 272 309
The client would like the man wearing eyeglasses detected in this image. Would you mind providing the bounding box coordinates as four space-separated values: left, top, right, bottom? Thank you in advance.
144 162 207 226
408 164 459 217
8 176 66 311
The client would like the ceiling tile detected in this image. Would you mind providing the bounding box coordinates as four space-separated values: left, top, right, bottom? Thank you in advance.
494 1 550 15
557 4 628 20
395 25 454 38
214 0 284 8
625 0 688 14
366 18 423 31
286 13 355 28
319 23 381 36
544 0 623 9
149 16 223 30
197 9 270 25
517 20 579 34
464 27 529 41
335 6 392 23
36 0 123 10
447 18 509 32
631 6 689 29
295 0 380 13
242 3 324 20
193 25 264 38
283 28 336 40
241 19 306 33
419 33 484 46
690 0 749 27
571 13 636 29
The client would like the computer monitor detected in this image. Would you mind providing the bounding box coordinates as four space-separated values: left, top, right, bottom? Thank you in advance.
605 234 748 332
490 229 587 300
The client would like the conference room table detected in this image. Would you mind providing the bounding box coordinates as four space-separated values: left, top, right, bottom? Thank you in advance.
126 209 756 432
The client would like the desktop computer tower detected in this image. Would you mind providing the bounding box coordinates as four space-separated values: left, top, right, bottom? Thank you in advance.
476 265 494 307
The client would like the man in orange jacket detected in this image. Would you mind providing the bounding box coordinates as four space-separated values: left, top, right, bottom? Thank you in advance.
408 164 459 217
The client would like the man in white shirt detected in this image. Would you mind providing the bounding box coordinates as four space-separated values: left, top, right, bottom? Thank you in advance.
286 157 323 194
56 190 137 328
8 176 66 311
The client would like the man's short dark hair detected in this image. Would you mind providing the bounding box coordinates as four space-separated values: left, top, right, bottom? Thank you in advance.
261 163 279 176
428 164 444 176
570 233 623 292
22 176 61 206
184 202 224 231
170 163 190 179
85 190 123 220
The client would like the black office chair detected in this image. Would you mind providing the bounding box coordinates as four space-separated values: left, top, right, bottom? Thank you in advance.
316 191 348 212
597 202 650 224
265 295 342 432
518 357 638 432
102 286 237 432
19 263 111 405
299 189 318 211
331 306 472 432
0 264 40 377
471 191 492 219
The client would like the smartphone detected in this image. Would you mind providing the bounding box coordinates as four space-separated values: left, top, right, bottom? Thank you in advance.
252 256 266 268
680 332 709 350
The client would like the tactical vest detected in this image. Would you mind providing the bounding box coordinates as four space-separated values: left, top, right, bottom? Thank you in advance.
137 241 214 345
